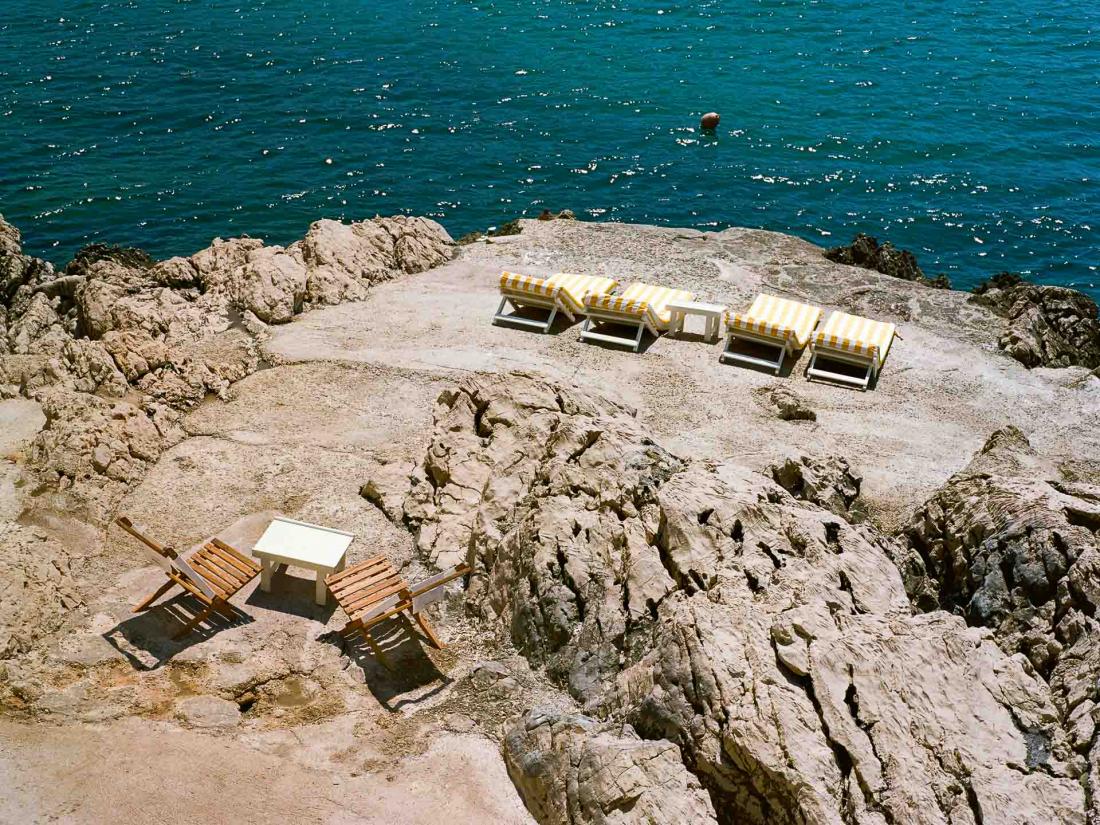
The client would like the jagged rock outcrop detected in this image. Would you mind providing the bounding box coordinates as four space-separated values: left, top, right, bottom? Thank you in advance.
770 454 864 520
901 427 1100 820
396 375 1087 824
503 707 718 825
971 274 1100 369
0 214 453 517
755 386 816 421
0 215 57 320
825 233 949 288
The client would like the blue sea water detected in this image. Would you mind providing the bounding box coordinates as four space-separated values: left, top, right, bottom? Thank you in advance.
0 0 1097 296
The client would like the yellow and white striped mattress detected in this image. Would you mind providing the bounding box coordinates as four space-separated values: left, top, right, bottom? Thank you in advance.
546 272 617 310
499 271 584 313
813 310 896 366
584 282 695 331
726 294 822 348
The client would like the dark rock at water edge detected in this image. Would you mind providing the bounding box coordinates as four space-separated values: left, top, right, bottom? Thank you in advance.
456 211 574 245
826 232 951 289
970 272 1100 369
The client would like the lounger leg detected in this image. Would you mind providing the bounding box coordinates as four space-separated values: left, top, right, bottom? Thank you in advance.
860 362 873 391
633 323 645 352
133 578 177 613
776 341 795 375
492 296 509 325
544 306 558 334
412 612 444 649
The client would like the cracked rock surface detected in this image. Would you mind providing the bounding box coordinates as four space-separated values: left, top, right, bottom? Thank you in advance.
392 373 1087 824
503 706 718 825
901 425 1100 821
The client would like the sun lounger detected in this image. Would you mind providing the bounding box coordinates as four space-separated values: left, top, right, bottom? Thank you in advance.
721 294 823 374
325 556 470 668
806 310 897 390
115 516 261 639
493 271 618 333
580 282 695 351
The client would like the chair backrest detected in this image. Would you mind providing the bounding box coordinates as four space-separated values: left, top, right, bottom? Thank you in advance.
361 593 404 624
115 516 216 600
407 563 471 613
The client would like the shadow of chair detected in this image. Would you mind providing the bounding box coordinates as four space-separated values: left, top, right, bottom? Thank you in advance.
102 593 254 671
320 615 451 711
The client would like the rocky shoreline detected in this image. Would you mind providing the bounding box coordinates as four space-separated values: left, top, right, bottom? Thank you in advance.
1 213 1099 824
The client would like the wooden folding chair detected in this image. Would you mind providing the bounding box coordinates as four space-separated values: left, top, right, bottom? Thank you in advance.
325 556 469 669
116 516 262 639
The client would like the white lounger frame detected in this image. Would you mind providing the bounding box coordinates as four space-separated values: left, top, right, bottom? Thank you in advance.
493 292 573 334
719 328 796 375
806 346 876 391
579 308 658 352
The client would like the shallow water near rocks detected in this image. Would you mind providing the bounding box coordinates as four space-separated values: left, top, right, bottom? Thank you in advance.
1 0 1097 296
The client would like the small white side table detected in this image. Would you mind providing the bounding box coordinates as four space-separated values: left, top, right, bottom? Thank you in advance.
667 300 726 343
252 517 354 606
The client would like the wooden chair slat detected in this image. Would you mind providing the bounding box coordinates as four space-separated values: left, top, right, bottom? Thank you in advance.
329 566 400 596
190 550 237 587
338 573 407 608
187 557 234 597
197 547 251 587
326 556 389 585
209 538 262 572
205 542 257 576
344 580 409 616
327 564 391 593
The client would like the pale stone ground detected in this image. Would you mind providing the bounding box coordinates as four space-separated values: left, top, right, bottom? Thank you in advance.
1 219 1098 822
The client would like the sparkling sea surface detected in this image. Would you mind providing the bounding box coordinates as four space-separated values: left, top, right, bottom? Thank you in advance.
0 0 1097 295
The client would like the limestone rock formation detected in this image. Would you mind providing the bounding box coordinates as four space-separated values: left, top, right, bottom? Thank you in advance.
229 244 308 324
901 427 1100 820
0 214 453 519
6 293 67 355
770 454 864 520
756 386 817 421
0 215 57 320
397 374 1087 823
971 275 1100 369
0 524 83 662
503 707 718 825
28 389 184 507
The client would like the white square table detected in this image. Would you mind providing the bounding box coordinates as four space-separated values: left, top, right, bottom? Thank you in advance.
667 299 726 343
252 516 354 606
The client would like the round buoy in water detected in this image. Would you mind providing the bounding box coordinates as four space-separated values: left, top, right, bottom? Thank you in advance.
700 112 720 130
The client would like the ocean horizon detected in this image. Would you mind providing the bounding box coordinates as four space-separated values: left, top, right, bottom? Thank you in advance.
1 0 1097 296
